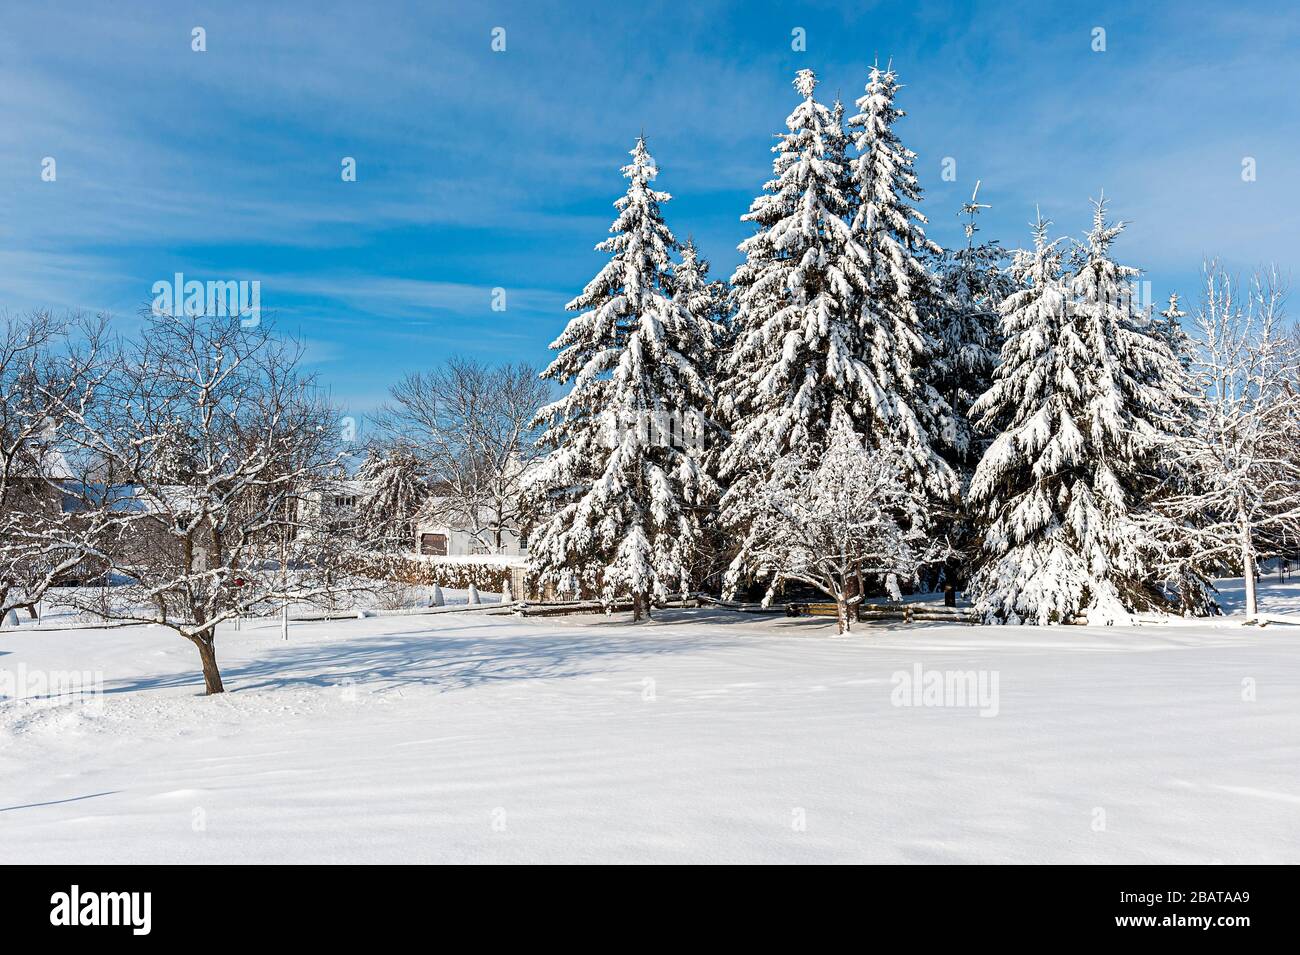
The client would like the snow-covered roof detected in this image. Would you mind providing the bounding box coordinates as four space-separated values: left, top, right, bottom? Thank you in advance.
60 483 200 516
329 479 369 496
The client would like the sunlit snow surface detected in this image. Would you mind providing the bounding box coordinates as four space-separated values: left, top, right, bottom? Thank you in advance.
2 577 1298 863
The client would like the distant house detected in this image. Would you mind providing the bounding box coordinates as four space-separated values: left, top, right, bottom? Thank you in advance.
414 510 527 558
301 478 528 559
412 458 532 558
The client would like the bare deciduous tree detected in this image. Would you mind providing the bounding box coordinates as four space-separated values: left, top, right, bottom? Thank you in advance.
0 311 111 624
1146 263 1300 621
373 358 547 552
60 313 356 693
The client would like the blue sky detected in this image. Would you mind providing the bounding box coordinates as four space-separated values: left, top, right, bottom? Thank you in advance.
3 1 1298 420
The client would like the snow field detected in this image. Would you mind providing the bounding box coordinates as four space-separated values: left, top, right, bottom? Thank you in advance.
2 577 1297 863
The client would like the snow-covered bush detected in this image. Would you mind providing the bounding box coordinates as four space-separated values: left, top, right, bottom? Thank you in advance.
348 553 518 592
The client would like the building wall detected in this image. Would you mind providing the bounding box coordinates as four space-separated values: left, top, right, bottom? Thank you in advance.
414 522 526 557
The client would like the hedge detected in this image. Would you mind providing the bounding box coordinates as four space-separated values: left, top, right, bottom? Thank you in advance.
349 552 522 591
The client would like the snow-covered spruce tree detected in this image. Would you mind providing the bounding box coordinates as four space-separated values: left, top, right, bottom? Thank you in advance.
967 203 1182 624
828 96 855 221
524 138 718 619
664 237 729 586
720 70 893 601
719 69 856 456
727 406 920 633
1150 291 1194 371
664 237 727 373
925 185 1016 592
932 183 1013 467
719 71 857 587
845 63 958 520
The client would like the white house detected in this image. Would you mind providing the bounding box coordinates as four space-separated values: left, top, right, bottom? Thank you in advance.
413 508 527 558
301 478 528 558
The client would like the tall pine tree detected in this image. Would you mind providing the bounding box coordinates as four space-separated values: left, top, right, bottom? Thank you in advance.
524 138 718 618
846 63 957 520
968 203 1182 624
932 182 1012 467
717 69 870 595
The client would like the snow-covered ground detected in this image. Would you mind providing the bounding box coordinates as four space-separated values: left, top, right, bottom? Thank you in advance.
2 576 1298 864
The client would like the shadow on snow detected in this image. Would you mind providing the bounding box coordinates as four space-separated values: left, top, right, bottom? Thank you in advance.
101 619 733 697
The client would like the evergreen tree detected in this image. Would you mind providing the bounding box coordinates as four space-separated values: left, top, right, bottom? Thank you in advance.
829 96 855 223
728 70 909 597
719 69 858 461
665 238 732 592
718 69 871 594
967 203 1181 624
926 184 1015 591
665 237 727 363
1150 291 1194 370
524 138 718 618
931 182 1013 466
845 63 957 516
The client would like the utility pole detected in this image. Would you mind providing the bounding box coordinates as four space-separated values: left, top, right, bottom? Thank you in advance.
281 492 291 640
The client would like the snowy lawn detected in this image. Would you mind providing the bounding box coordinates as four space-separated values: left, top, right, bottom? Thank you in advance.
2 576 1298 864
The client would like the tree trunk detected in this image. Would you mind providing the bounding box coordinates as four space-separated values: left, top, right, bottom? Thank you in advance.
1241 513 1257 622
945 556 962 594
835 596 850 635
631 593 643 622
194 634 225 694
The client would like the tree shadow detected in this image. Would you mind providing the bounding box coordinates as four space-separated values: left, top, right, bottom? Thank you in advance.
563 607 833 630
102 618 733 697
